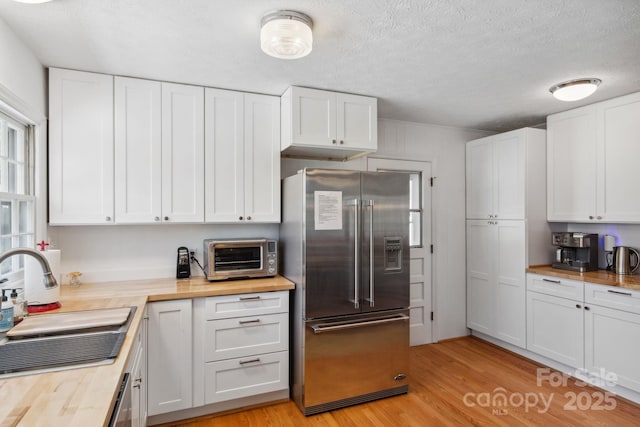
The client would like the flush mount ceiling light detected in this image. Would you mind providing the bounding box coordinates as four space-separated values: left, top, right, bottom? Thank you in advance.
549 78 602 102
260 10 313 59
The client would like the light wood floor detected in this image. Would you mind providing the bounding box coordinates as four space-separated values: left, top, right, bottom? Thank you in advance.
164 336 640 426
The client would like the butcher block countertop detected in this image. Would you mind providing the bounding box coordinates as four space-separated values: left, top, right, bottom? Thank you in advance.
527 265 640 291
0 275 294 427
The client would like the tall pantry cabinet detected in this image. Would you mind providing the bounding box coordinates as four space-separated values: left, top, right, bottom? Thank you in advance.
466 128 550 348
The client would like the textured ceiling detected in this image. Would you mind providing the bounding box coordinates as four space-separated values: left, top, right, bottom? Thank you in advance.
0 0 639 132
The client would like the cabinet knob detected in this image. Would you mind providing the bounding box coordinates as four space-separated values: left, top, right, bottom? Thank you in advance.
494 214 498 218
332 139 337 144
154 216 160 222
597 216 603 220
589 215 594 220
576 304 582 309
164 216 169 221
105 216 111 222
247 216 252 220
584 306 591 311
339 140 344 145
239 216 243 220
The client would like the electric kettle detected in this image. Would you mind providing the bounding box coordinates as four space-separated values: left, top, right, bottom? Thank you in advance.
612 246 640 275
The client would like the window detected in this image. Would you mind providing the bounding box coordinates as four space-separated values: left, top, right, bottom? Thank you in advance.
0 111 34 278
408 172 422 248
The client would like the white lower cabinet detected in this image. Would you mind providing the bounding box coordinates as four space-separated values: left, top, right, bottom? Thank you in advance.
147 292 289 422
467 220 526 347
130 315 147 427
526 274 640 394
147 299 193 416
200 292 289 404
527 289 584 368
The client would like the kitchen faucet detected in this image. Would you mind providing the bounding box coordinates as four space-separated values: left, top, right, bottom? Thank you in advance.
0 248 59 289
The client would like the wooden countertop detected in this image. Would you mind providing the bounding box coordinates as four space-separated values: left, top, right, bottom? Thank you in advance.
527 265 640 291
0 275 294 427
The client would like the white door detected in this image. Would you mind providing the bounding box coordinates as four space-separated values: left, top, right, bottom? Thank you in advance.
290 86 336 147
48 68 114 224
492 134 525 220
204 88 244 222
367 158 433 345
243 93 281 222
114 77 162 224
161 82 204 223
336 93 377 150
465 139 493 219
466 220 493 336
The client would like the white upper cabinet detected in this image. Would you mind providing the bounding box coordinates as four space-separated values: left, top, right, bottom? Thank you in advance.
161 82 205 223
204 89 280 223
114 77 162 224
547 105 598 221
598 92 640 222
547 91 640 223
466 128 544 220
281 86 377 159
49 68 114 225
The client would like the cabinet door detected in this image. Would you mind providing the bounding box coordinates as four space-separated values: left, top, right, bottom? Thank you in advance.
598 92 640 222
114 77 162 224
547 106 598 222
492 134 525 219
161 82 204 223
527 291 584 368
493 221 526 347
147 299 193 415
584 304 640 392
48 68 114 224
130 338 144 427
466 140 493 219
204 88 244 222
336 93 377 150
244 93 281 222
466 220 493 334
290 86 336 146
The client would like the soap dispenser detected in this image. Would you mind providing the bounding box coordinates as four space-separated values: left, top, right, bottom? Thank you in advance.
0 289 14 332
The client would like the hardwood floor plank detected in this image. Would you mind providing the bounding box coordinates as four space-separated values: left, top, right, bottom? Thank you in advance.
162 337 640 427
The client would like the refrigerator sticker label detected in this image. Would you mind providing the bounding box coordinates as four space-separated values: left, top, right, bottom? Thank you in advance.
314 191 342 230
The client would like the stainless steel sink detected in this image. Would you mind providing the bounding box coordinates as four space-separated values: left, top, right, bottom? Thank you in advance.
0 306 136 378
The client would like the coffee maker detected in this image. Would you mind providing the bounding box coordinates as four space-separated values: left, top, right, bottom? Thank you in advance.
551 232 599 272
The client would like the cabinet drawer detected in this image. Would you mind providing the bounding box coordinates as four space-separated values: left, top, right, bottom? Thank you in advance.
205 291 289 320
205 312 288 362
527 273 583 300
204 350 288 404
585 282 640 314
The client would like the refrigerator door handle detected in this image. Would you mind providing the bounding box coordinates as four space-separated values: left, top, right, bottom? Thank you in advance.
310 313 409 334
347 198 360 309
362 200 375 307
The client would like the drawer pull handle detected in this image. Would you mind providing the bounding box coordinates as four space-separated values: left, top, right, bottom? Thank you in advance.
239 296 261 301
542 278 561 284
239 319 261 325
239 358 261 365
607 289 633 296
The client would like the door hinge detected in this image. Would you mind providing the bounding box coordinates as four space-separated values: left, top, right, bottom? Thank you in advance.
430 244 434 254
429 177 436 187
430 311 434 321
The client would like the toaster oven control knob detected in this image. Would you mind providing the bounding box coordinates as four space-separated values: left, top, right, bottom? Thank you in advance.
268 267 275 273
268 258 275 265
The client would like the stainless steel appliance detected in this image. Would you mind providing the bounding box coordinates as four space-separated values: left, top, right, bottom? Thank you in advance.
551 232 599 272
280 168 410 415
612 246 640 275
203 239 278 281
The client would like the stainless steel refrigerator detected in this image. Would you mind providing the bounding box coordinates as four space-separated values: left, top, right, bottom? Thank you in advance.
280 168 410 415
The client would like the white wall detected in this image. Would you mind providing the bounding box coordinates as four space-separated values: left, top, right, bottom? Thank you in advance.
0 17 46 120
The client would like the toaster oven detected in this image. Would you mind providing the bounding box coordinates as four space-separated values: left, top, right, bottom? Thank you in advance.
204 239 278 281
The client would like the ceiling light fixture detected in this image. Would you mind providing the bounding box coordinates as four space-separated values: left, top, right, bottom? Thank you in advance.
549 78 602 102
260 10 313 60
